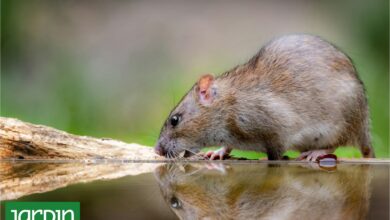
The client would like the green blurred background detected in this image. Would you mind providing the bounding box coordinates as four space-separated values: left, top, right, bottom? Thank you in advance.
1 0 389 158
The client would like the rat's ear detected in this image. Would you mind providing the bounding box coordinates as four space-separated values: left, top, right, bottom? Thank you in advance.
196 74 215 106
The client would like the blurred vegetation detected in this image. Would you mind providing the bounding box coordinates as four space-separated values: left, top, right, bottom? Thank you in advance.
1 0 388 158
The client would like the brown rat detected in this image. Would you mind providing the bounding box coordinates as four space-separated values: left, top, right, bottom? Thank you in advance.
155 34 374 161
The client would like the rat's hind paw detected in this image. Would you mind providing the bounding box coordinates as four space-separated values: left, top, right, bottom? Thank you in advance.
297 149 333 162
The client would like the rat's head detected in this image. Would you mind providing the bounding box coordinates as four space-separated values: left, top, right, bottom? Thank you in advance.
155 74 223 158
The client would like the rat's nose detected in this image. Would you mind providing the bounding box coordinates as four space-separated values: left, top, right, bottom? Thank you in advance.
154 143 166 156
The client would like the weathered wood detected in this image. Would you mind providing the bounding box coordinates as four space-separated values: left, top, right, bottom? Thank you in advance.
0 117 165 200
0 117 162 160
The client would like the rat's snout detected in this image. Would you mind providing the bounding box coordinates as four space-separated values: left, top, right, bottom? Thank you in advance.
155 142 167 156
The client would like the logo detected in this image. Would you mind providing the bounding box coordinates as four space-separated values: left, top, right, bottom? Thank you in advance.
5 202 80 220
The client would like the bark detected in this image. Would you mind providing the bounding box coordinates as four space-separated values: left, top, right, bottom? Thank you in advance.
0 117 161 160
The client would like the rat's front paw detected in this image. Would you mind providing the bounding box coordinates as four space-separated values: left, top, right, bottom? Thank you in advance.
204 147 232 160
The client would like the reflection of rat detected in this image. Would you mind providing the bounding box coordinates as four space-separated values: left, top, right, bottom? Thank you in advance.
154 163 371 220
155 34 374 161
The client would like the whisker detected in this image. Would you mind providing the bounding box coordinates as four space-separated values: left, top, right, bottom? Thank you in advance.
180 147 204 160
167 150 179 163
172 151 182 163
167 151 173 159
182 167 206 177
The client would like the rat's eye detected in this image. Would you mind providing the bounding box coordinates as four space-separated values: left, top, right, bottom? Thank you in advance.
170 115 181 127
170 196 182 209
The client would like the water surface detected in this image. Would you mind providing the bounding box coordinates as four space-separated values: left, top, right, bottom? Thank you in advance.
1 161 388 220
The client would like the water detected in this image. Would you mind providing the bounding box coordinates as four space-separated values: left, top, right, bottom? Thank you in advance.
1 161 389 220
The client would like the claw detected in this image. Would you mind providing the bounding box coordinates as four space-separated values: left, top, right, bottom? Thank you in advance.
205 147 231 160
297 149 334 162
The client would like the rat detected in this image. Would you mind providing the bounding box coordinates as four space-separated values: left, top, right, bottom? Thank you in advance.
154 34 375 161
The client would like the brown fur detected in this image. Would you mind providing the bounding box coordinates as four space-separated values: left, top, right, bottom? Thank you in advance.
156 34 374 159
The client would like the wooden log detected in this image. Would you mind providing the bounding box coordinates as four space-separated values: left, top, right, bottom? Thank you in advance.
0 117 164 200
0 117 161 160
